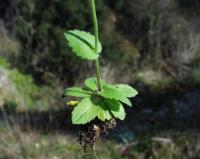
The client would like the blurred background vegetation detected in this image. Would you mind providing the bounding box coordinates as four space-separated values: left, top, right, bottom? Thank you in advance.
0 0 200 158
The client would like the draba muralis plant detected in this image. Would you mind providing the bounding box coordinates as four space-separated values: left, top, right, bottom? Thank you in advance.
63 0 138 151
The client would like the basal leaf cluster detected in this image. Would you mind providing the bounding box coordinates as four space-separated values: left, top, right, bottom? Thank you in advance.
64 78 138 124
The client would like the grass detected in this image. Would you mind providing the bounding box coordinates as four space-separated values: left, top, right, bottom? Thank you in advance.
0 119 199 159
0 124 123 159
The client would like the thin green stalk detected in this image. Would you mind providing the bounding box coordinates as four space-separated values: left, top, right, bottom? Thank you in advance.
89 0 101 91
95 59 101 91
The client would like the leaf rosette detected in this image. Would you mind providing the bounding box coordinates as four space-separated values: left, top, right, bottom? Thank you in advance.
64 77 138 125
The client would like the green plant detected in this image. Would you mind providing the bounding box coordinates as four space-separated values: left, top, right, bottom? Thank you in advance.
0 58 10 68
63 0 138 150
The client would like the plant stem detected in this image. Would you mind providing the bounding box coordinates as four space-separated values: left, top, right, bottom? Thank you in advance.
95 59 101 91
89 0 101 91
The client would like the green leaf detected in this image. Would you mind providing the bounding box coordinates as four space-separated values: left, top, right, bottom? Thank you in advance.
72 98 99 124
97 108 112 121
116 84 138 97
84 77 106 91
98 83 132 107
119 96 132 107
64 87 91 98
84 77 98 91
72 97 112 124
91 96 112 121
105 99 126 120
64 30 102 60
